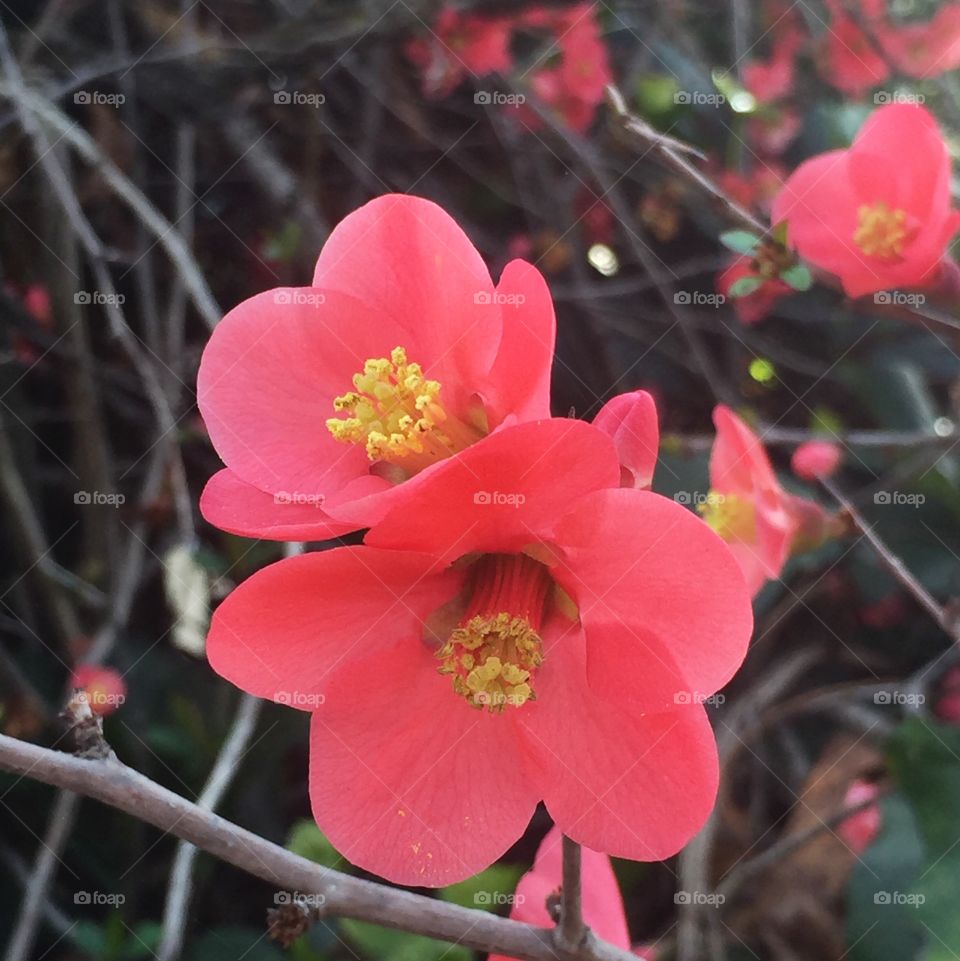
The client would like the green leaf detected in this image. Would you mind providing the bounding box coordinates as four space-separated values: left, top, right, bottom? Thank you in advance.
340 919 471 961
728 275 764 298
719 230 760 255
187 927 286 961
845 792 926 961
887 718 960 961
780 263 812 291
285 820 349 871
440 863 525 912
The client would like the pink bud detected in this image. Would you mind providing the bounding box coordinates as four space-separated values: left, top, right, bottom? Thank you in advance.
837 779 882 854
791 440 841 480
69 665 127 717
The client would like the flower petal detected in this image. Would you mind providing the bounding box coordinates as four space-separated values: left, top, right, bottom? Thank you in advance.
519 622 720 861
362 419 621 562
309 637 539 886
484 259 556 425
592 390 660 489
311 194 500 405
207 547 460 708
198 287 394 497
491 824 631 958
553 488 752 711
200 469 360 541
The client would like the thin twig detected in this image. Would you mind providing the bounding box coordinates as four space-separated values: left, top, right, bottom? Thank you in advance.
821 477 957 640
2 790 81 961
156 694 263 961
0 735 636 961
557 836 586 954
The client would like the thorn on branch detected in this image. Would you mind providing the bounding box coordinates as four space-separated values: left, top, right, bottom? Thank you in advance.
267 899 320 948
60 690 111 759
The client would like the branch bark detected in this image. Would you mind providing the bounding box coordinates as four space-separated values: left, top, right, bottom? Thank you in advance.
0 735 636 961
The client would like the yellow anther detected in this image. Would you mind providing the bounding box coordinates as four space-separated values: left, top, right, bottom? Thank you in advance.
326 345 480 471
698 491 757 543
854 202 912 260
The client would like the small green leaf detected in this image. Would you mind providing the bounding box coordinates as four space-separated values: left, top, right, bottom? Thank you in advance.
771 220 789 246
728 275 764 298
440 863 524 912
719 230 761 255
341 919 471 961
285 820 348 871
780 263 812 291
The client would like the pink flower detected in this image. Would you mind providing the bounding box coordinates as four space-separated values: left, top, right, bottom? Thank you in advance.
489 825 630 961
772 104 960 298
742 26 804 103
198 194 556 540
700 407 798 595
521 4 612 133
837 779 882 854
69 665 126 717
791 441 842 480
819 10 889 97
208 414 753 885
874 4 960 79
406 8 513 98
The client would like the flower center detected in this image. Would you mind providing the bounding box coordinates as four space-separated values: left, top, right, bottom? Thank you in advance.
437 553 553 712
326 346 481 473
698 491 757 543
853 202 912 260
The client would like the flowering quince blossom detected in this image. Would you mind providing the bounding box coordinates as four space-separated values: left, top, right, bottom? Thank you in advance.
198 194 556 540
837 779 882 854
699 407 800 596
592 389 659 489
406 8 513 98
69 665 126 717
875 4 960 78
717 257 791 326
772 104 960 298
519 4 612 133
489 825 630 961
207 410 753 886
819 1 890 97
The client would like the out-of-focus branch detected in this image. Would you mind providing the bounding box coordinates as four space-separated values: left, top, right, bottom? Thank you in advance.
821 477 958 641
156 693 263 961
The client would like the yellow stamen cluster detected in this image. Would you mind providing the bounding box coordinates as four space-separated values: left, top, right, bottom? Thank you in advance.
437 612 543 712
698 491 757 543
854 202 911 260
326 347 454 466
